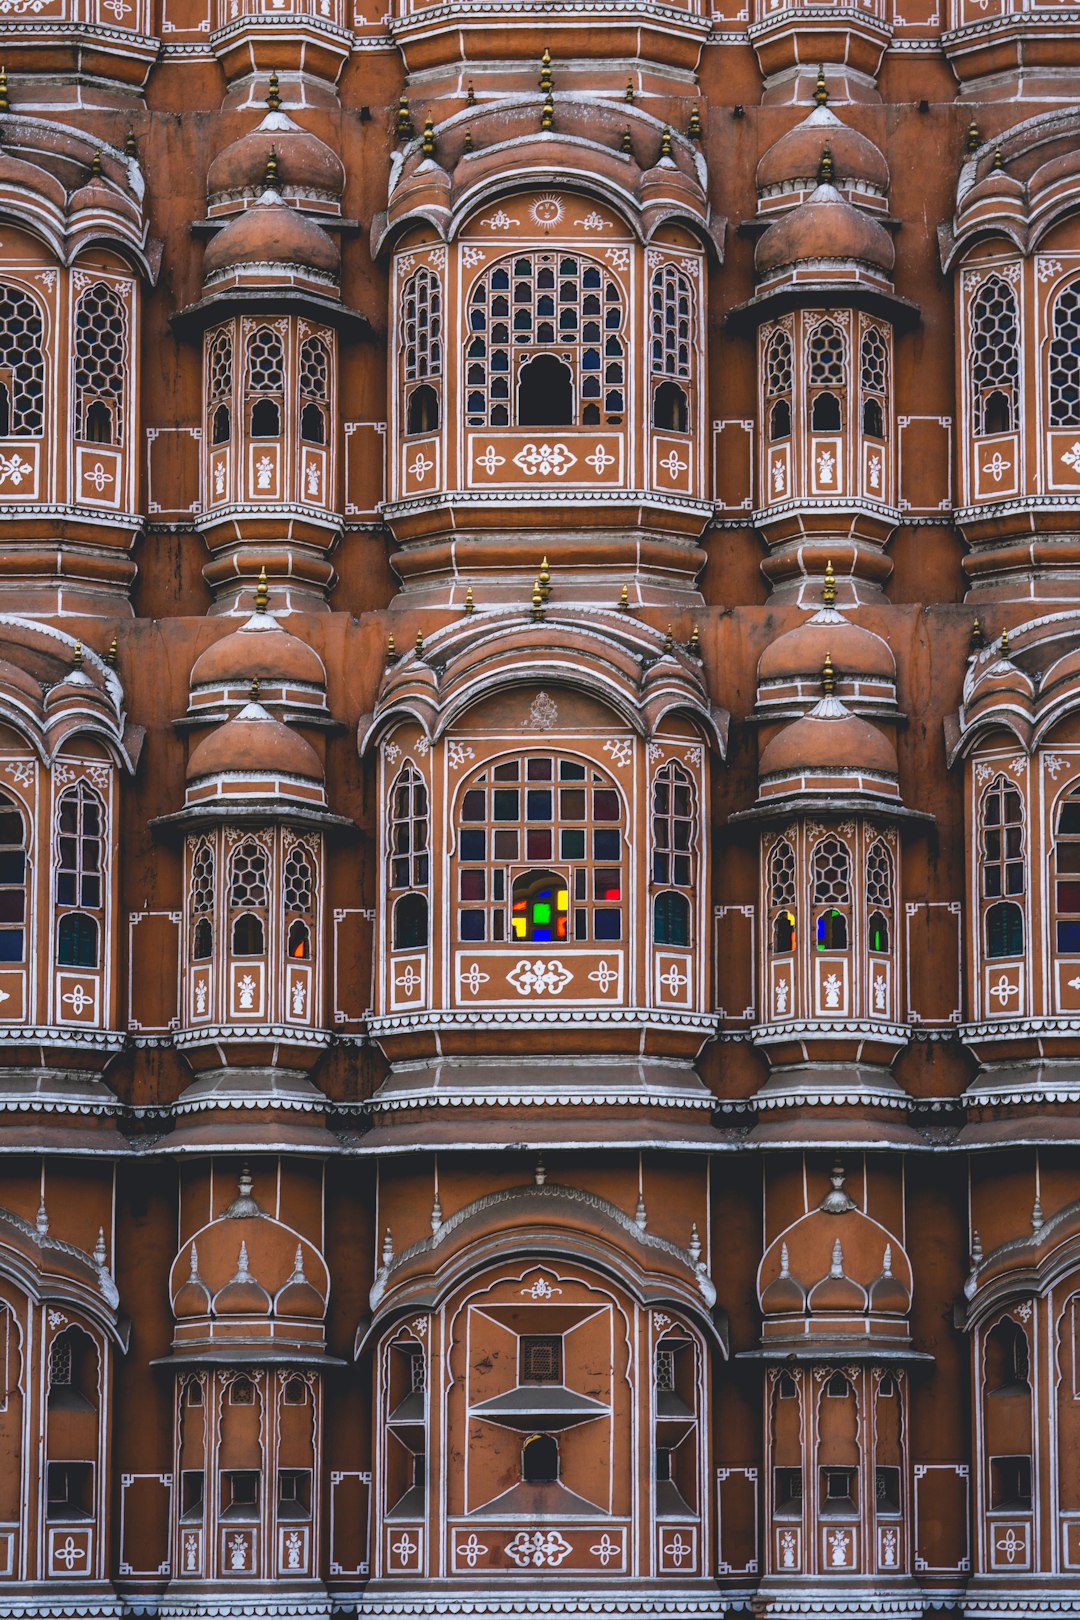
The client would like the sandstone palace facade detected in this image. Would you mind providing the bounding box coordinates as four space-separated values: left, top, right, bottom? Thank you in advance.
0 1 1079 1617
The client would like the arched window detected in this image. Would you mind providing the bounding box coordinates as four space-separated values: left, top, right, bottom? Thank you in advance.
808 321 847 431
283 843 316 961
207 327 232 445
1054 788 1080 953
464 253 624 429
522 1433 559 1483
860 325 888 439
866 838 893 952
299 334 330 446
765 328 793 441
0 284 45 438
229 840 268 956
407 383 439 435
47 1325 97 1412
456 753 624 944
1050 279 1080 427
969 275 1019 436
986 1318 1030 1393
651 762 694 944
388 764 429 946
981 775 1024 959
402 267 442 385
650 263 692 430
0 793 27 963
768 838 796 953
74 281 126 446
55 784 103 961
190 840 214 962
986 900 1023 959
246 327 284 439
812 835 850 951
653 380 688 432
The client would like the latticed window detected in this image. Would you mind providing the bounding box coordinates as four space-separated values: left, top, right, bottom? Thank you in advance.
299 334 330 445
982 775 1024 959
229 839 269 956
0 284 45 437
56 784 103 968
651 265 691 378
0 793 26 964
283 842 315 961
245 326 285 438
808 320 846 432
765 327 793 440
866 838 893 952
74 282 127 445
456 754 624 945
190 839 214 962
768 837 797 952
464 253 624 428
389 764 429 950
1054 790 1080 952
969 276 1019 435
652 762 694 946
520 1335 562 1384
403 267 442 383
860 325 888 438
655 1347 676 1392
1049 280 1080 427
48 1335 72 1387
812 835 850 950
207 327 233 446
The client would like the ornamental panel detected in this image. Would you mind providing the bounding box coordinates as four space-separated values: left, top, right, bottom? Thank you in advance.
450 1525 628 1575
453 949 624 1005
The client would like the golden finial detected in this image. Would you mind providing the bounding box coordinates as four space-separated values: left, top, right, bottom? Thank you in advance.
625 76 634 103
992 147 1003 171
965 118 981 154
823 559 836 607
463 129 474 153
466 80 476 106
255 566 269 612
464 585 474 614
124 127 137 158
415 629 425 656
387 633 398 663
663 625 675 654
540 93 554 132
539 46 553 95
689 624 701 656
999 626 1009 657
89 150 103 178
659 127 673 161
421 117 436 157
538 556 550 600
249 676 260 700
618 584 629 611
970 615 985 653
0 67 9 115
822 652 836 695
266 71 281 111
620 127 633 154
688 105 703 140
531 579 544 621
73 640 83 670
814 63 828 105
818 141 835 185
105 635 118 667
396 93 413 141
264 146 279 189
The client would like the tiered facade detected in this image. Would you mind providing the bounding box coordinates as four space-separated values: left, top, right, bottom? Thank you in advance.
0 2 1078 1617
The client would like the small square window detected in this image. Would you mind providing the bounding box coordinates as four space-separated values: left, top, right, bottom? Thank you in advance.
520 1335 562 1384
493 830 518 859
494 790 519 821
526 790 552 821
460 830 486 861
560 829 585 860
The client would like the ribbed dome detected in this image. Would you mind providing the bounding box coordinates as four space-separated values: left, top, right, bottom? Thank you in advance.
186 702 324 784
756 106 889 194
759 696 898 778
758 611 895 685
208 111 345 205
191 612 327 692
755 184 895 276
203 190 340 280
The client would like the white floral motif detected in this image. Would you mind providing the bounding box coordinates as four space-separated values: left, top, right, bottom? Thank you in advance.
84 462 114 493
384 742 400 762
47 1310 67 1329
603 738 632 768
390 1532 417 1565
228 1535 248 1571
975 762 995 784
822 973 842 1009
1037 258 1064 282
407 450 433 481
0 453 33 487
581 212 611 232
585 444 615 475
395 964 421 995
880 1528 897 1567
774 979 789 1014
285 1532 303 1570
506 958 573 996
461 246 486 268
994 1527 1025 1565
589 1534 619 1566
183 1533 198 1571
514 442 577 477
458 963 490 995
1062 442 1080 474
867 453 882 491
237 974 257 1010
530 196 564 228
1015 1300 1033 1322
828 1530 851 1568
4 761 32 787
255 455 274 490
415 736 431 757
396 255 415 275
526 692 558 729
52 1537 86 1570
989 973 1019 1006
290 980 307 1016
684 745 704 766
605 247 630 271
458 1533 488 1568
772 459 786 494
780 1529 797 1568
447 741 475 770
588 961 619 993
214 463 226 496
194 980 208 1015
873 975 887 1012
305 462 321 497
1008 756 1027 777
1045 755 1066 779
481 210 514 230
659 449 688 480
982 451 1011 483
504 1530 572 1568
521 1275 562 1299
663 1532 692 1568
816 449 835 484
62 985 93 1015
659 963 688 998
475 445 505 476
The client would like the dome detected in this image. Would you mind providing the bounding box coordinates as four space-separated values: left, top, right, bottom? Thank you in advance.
208 110 345 208
756 106 890 195
190 611 328 693
755 184 895 276
759 695 898 779
212 1240 273 1316
186 701 324 784
203 189 340 281
758 611 895 686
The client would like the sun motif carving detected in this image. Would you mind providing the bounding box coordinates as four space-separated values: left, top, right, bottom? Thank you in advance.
530 194 564 229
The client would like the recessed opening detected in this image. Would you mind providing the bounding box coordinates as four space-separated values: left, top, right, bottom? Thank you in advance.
231 914 264 956
517 354 572 426
811 390 842 432
522 1433 559 1483
250 398 280 437
406 383 439 435
769 398 791 440
520 1335 562 1385
57 911 98 968
393 891 428 950
653 380 688 432
990 1454 1032 1512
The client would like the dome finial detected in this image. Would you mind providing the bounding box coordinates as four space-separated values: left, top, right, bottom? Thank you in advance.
466 80 475 106
463 128 473 153
72 639 83 671
249 675 260 701
620 128 632 154
823 559 837 607
106 635 118 667
421 117 436 157
618 584 630 611
464 585 474 614
414 629 424 657
539 47 553 95
688 104 703 141
814 63 828 105
689 624 701 657
663 624 675 654
0 67 9 115
396 93 413 141
538 555 551 601
267 71 281 111
822 650 836 695
1000 625 1010 658
540 93 554 132
255 565 269 612
659 127 673 161
90 150 103 178
821 1161 856 1213
531 578 545 621
965 117 981 154
992 146 1003 171
970 615 985 654
264 146 279 190
124 127 137 159
625 76 634 103
818 141 835 185
387 633 398 664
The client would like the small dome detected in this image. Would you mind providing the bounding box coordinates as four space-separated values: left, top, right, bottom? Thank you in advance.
186 701 324 784
212 1240 273 1316
758 611 895 686
191 611 327 693
208 111 345 207
274 1247 326 1319
755 184 895 277
756 106 890 195
759 696 898 779
203 190 340 281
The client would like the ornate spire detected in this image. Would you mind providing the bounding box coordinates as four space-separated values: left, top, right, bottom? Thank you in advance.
822 651 836 696
540 93 554 132
778 1241 791 1277
821 1162 856 1213
688 105 703 140
396 93 413 141
94 1227 108 1268
531 578 544 621
620 128 632 154
430 1192 442 1234
36 1196 48 1237
421 117 436 157
823 558 837 607
267 71 281 111
966 118 981 154
830 1237 845 1277
189 1241 200 1278
255 565 269 612
634 1190 648 1231
539 46 553 94
538 556 551 601
235 1240 253 1281
970 1229 983 1266
534 1156 547 1186
689 1222 702 1264
814 63 828 105
381 1227 394 1267
264 147 279 189
818 141 835 185
659 127 673 161
1032 1196 1044 1231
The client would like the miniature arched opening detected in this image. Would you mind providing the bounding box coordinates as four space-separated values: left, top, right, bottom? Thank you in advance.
407 383 439 435
817 909 848 950
512 870 568 944
986 900 1023 959
773 910 796 952
0 793 27 964
193 917 213 960
84 400 113 444
653 890 690 947
232 913 264 955
769 399 791 440
982 388 1012 436
212 404 230 444
653 380 688 433
518 355 572 427
986 1318 1030 1394
300 402 325 445
811 391 842 432
47 1325 98 1412
250 398 280 437
868 909 890 952
57 911 99 968
0 383 9 438
393 891 428 949
862 398 884 438
522 1433 559 1483
287 919 310 960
